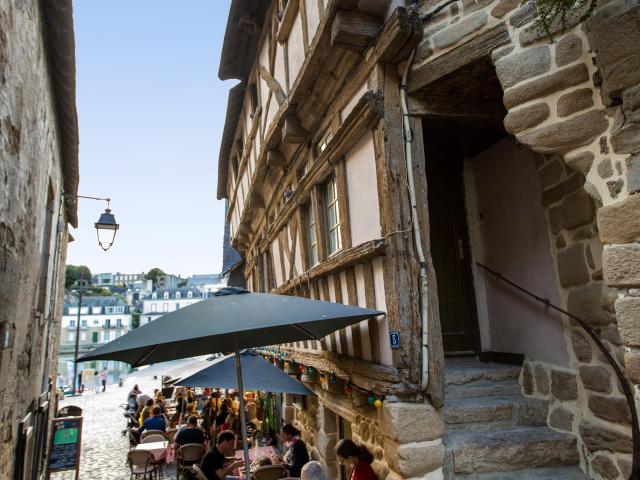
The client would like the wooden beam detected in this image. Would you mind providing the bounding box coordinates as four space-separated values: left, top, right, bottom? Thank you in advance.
267 149 287 168
331 10 381 53
335 157 352 250
344 266 363 358
299 0 310 52
275 238 386 294
363 261 381 364
259 64 287 105
409 22 509 95
276 0 300 44
282 114 309 144
408 117 445 408
277 347 416 395
375 6 423 64
408 95 506 128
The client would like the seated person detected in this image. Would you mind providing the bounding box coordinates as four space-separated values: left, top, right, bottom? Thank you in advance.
281 424 309 478
140 398 154 423
301 461 327 480
201 431 243 480
174 415 205 446
138 405 167 434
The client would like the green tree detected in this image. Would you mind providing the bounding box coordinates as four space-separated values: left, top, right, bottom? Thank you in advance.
65 265 92 289
132 312 140 329
144 267 165 287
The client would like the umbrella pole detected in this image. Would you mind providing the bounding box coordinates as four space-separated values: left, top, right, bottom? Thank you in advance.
234 338 251 480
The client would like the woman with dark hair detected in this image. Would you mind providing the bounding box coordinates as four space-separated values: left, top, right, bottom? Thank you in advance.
281 423 309 477
215 402 229 430
335 439 376 480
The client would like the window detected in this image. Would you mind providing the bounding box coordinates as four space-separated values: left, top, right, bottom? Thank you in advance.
164 292 169 299
81 319 87 328
318 130 333 154
67 332 74 342
175 291 181 299
116 319 122 328
163 303 169 312
151 304 157 313
324 177 342 255
304 202 318 267
69 320 76 328
116 331 122 338
104 319 111 328
175 303 180 310
187 291 193 299
80 332 87 341
152 292 157 299
102 331 110 342
93 319 99 325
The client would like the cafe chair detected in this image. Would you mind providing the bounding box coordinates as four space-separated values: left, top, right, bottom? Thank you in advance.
141 430 166 441
58 405 82 417
165 428 177 443
192 464 208 480
128 429 140 449
127 450 156 480
142 434 166 444
176 443 205 480
252 464 288 480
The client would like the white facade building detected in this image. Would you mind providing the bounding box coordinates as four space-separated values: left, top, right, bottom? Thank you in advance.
60 296 132 353
140 287 203 326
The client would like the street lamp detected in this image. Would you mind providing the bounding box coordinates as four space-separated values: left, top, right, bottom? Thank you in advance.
64 194 120 251
95 207 119 251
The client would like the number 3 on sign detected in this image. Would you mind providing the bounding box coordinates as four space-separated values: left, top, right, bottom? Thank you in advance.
389 331 400 349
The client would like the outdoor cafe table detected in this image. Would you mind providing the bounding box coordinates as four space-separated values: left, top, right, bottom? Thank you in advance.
234 446 280 475
134 440 169 462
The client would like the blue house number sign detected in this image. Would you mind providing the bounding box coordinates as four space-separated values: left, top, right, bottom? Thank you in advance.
389 331 401 349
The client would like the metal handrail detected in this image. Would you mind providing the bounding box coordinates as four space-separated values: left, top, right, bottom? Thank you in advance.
476 262 639 480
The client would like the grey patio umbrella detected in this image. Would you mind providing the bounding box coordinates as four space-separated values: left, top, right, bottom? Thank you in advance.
176 350 311 395
77 287 383 479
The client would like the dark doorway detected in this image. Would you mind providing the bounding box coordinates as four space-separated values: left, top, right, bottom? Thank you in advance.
418 56 509 355
424 128 481 355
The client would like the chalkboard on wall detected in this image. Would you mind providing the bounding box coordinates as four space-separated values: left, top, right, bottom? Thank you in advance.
47 416 82 477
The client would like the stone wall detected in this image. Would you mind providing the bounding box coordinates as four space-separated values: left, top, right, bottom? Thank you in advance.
0 1 72 478
291 375 444 480
415 0 640 478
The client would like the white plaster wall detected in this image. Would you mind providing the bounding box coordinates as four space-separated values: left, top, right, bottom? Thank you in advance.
275 44 287 93
346 133 382 246
289 14 306 83
355 264 373 361
304 0 321 42
465 137 569 366
341 82 368 121
373 257 393 366
339 270 355 356
271 239 283 286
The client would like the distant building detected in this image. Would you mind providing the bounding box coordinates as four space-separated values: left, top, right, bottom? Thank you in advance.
186 273 226 295
157 274 183 290
93 271 146 288
140 287 203 326
59 296 132 355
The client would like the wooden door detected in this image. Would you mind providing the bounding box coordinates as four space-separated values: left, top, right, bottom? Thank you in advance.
425 131 480 355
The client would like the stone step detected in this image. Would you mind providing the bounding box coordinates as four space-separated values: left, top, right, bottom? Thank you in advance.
445 396 549 427
446 378 522 399
450 466 588 479
445 427 579 475
445 361 522 387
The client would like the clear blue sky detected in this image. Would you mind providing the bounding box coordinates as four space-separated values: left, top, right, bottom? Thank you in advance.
67 1 236 278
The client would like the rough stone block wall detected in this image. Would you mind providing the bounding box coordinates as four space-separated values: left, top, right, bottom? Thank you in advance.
0 1 69 478
414 0 640 478
293 377 444 480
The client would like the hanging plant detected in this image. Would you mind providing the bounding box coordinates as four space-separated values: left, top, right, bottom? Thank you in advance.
531 0 598 38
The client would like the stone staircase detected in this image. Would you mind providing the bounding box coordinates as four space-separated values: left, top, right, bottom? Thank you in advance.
443 360 587 479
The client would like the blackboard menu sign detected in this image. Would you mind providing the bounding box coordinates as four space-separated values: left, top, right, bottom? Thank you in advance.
47 416 82 476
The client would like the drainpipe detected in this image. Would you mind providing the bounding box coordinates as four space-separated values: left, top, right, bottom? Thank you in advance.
399 49 430 391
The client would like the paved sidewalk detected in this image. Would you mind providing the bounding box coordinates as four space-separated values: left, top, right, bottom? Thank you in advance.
51 376 178 480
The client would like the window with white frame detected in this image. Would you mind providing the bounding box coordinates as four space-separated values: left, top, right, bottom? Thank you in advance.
151 304 157 312
324 176 342 255
164 292 169 299
304 202 318 267
175 303 180 310
80 332 87 341
187 291 193 299
163 303 169 312
102 331 110 342
116 319 122 328
176 291 181 299
93 319 99 325
69 319 76 328
81 319 87 327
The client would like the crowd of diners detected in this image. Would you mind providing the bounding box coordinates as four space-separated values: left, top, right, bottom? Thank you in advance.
125 384 378 480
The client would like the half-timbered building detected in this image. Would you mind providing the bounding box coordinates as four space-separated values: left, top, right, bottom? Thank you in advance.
216 0 640 478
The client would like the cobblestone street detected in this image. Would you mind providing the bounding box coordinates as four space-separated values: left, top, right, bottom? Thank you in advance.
52 375 178 480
